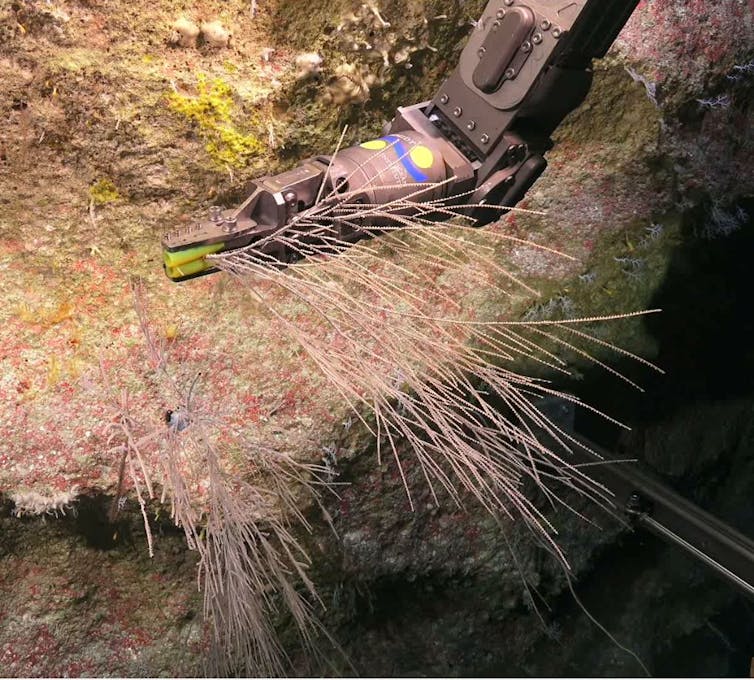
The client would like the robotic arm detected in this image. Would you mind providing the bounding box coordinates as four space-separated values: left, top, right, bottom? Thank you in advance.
162 0 640 280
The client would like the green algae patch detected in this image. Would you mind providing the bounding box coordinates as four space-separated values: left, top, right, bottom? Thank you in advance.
89 178 120 205
49 48 98 72
166 74 265 169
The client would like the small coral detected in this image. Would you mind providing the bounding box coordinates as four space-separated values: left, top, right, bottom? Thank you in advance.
335 3 393 67
331 2 443 72
294 52 323 79
200 20 231 49
700 201 748 239
167 75 265 168
169 17 200 48
11 487 79 517
316 2 447 109
324 63 377 105
696 93 731 110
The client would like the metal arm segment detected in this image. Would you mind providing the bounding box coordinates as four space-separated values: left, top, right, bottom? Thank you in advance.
425 0 642 163
573 436 754 599
414 0 640 223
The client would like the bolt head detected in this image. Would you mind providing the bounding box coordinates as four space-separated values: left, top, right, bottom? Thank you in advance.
504 67 516 79
521 40 532 53
540 19 551 30
496 9 505 18
480 134 490 144
452 106 463 117
552 27 562 38
467 120 476 131
439 93 449 104
532 32 542 44
626 492 646 516
504 0 514 5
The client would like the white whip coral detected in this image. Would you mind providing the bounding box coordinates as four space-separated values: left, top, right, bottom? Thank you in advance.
11 487 79 518
209 136 663 568
101 281 340 677
109 138 660 676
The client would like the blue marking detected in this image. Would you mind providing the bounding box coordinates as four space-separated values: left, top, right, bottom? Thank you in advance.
384 135 429 183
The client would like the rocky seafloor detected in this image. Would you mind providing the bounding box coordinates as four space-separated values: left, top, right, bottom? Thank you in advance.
1 0 753 675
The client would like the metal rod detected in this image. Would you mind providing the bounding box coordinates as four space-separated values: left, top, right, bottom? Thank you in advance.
571 434 754 599
640 514 754 600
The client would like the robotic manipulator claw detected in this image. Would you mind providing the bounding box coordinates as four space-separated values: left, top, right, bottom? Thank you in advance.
162 130 473 281
161 0 640 282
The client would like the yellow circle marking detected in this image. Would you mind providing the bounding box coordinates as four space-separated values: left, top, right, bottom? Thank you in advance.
409 145 434 169
361 139 388 150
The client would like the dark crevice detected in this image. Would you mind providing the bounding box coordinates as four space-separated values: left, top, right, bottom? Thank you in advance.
2 491 186 556
565 195 754 676
70 494 132 550
328 195 754 677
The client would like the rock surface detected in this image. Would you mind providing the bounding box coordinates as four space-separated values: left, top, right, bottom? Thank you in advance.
1 0 753 676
